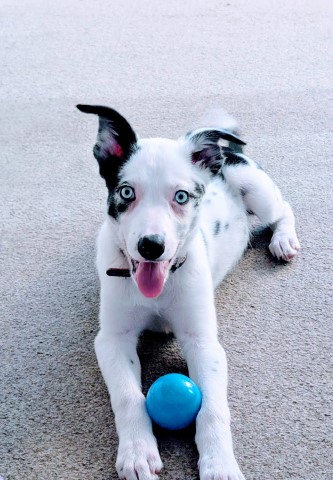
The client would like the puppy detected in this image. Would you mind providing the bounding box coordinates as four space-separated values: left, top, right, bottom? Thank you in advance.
77 104 300 480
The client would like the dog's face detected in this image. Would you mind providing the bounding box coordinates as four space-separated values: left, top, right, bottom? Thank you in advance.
77 105 245 298
113 137 208 297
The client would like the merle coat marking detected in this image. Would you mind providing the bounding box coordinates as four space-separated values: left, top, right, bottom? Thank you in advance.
77 104 300 480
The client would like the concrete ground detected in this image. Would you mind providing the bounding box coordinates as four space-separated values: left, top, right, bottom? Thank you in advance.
1 0 332 479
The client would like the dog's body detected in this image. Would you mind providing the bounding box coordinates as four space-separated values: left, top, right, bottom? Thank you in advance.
78 104 300 480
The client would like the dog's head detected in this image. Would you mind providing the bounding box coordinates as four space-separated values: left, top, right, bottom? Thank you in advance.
77 105 245 298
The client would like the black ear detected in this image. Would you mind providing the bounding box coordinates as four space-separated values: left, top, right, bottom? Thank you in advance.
186 128 246 175
77 104 137 188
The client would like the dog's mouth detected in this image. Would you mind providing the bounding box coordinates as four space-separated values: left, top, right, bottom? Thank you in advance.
131 259 170 298
107 250 186 298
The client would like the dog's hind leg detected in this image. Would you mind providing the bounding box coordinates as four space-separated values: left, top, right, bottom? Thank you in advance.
221 153 300 261
95 324 163 480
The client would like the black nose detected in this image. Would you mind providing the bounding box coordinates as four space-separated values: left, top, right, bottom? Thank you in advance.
138 235 165 261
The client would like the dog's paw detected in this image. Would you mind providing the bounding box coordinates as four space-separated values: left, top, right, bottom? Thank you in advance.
269 231 300 262
199 454 246 480
116 438 163 480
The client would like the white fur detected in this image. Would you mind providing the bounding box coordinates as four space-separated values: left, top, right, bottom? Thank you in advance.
93 130 300 480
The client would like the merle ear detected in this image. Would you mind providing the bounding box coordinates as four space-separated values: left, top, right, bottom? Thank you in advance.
185 128 246 175
77 104 137 187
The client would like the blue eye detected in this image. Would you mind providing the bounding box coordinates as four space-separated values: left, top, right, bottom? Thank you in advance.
175 190 189 205
120 186 135 201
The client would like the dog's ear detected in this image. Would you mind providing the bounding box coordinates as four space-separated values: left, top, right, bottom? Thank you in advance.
185 128 246 175
77 104 137 187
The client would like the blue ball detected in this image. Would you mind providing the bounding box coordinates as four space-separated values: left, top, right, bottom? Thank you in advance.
146 373 202 430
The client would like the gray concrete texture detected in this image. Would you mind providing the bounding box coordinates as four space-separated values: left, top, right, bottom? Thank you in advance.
1 0 332 479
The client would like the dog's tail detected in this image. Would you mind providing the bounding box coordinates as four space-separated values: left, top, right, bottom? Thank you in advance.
199 108 244 153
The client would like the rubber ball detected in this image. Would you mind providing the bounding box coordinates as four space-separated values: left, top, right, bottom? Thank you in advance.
146 373 202 430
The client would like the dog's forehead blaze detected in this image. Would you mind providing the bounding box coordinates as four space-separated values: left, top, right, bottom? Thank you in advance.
119 137 203 191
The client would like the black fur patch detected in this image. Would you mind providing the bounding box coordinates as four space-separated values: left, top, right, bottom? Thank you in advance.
107 191 119 219
186 129 246 147
194 182 205 197
77 104 138 191
222 148 248 166
77 104 141 220
192 148 222 175
214 221 221 236
107 191 135 220
98 144 139 191
188 129 246 176
117 200 132 215
190 182 206 207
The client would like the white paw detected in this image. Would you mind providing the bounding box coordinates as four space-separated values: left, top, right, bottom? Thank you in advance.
199 454 246 480
116 438 163 480
269 231 300 261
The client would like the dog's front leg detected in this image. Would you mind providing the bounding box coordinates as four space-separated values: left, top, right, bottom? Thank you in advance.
175 305 245 480
95 328 163 480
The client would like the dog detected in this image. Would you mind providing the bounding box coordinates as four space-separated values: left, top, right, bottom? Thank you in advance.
77 104 300 480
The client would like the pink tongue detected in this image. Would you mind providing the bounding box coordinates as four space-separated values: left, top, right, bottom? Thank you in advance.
135 261 169 298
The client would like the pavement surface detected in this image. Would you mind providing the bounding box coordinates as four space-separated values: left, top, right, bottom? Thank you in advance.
1 0 332 479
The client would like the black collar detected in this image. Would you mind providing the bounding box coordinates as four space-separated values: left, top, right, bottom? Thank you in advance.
106 255 187 277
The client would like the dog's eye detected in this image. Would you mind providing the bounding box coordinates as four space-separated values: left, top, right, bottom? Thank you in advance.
120 186 135 201
174 190 189 205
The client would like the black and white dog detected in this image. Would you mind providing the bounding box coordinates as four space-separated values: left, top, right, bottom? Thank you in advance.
77 104 300 480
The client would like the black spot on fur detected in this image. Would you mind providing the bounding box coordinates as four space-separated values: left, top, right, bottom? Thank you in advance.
224 223 230 231
222 148 248 166
214 221 221 236
130 359 134 365
194 183 205 197
190 182 205 207
240 187 247 196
